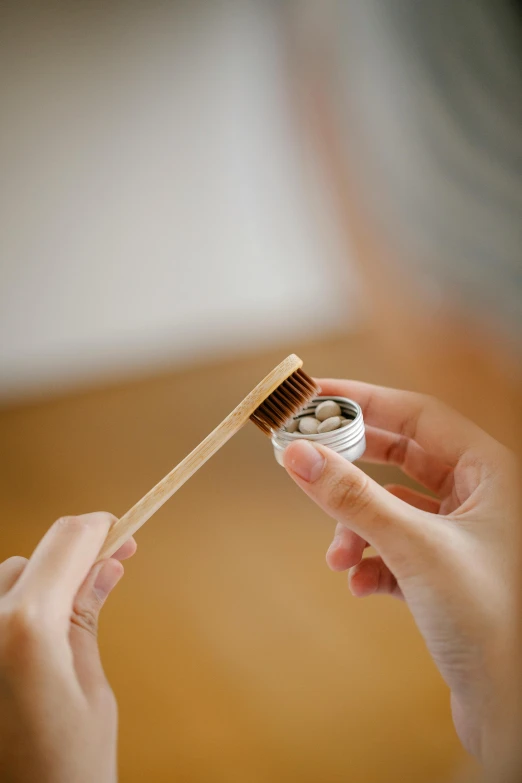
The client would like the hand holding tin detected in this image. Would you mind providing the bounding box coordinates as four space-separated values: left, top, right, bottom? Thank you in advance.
283 377 518 759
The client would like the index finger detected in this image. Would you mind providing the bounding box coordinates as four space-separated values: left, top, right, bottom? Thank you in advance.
11 513 115 618
316 378 491 466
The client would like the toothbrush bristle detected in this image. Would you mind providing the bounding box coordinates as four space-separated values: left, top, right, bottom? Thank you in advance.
250 368 318 435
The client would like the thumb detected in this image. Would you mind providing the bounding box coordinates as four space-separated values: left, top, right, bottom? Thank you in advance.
70 558 124 695
283 440 429 576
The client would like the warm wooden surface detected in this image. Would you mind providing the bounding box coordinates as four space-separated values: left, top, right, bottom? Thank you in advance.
0 332 471 782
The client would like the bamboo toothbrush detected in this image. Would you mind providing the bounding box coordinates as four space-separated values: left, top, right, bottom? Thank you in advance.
97 354 318 561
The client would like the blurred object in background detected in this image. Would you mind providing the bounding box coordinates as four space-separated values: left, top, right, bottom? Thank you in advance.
0 0 358 404
293 0 522 344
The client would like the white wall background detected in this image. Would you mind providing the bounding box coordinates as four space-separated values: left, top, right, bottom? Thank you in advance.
0 0 356 402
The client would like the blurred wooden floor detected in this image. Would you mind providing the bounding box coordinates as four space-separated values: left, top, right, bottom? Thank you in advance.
0 332 471 782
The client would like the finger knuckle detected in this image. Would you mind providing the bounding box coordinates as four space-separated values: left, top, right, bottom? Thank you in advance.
0 555 28 586
55 515 86 532
0 602 45 662
1 555 28 571
418 391 436 405
411 390 435 408
384 435 409 467
6 603 40 637
421 393 444 421
94 684 118 716
327 471 372 518
402 392 438 440
70 604 99 638
55 512 114 534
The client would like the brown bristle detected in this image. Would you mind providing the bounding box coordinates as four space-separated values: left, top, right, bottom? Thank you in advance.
250 367 318 435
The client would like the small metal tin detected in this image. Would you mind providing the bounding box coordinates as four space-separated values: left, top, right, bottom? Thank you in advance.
271 396 366 466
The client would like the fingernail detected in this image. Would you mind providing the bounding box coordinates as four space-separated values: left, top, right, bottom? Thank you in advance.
286 441 325 483
93 560 123 600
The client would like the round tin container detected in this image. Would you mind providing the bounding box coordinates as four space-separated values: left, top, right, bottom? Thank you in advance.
271 396 366 466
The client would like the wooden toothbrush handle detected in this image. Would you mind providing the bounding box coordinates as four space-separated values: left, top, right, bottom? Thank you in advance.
97 414 244 560
96 354 302 561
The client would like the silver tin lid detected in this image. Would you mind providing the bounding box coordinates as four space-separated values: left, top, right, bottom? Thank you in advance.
271 396 366 466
